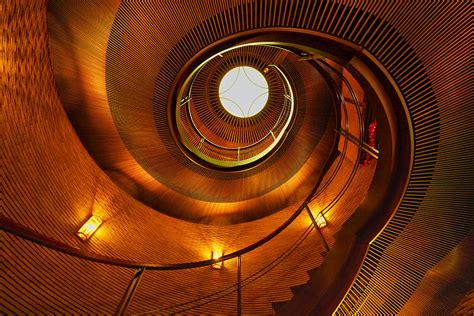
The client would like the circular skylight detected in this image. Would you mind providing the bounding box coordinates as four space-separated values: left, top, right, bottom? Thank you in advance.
219 66 269 118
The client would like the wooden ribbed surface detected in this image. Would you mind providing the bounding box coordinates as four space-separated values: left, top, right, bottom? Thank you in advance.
452 290 474 315
189 45 287 145
1 232 132 314
1 3 366 312
103 1 336 221
127 217 323 315
177 45 294 165
48 0 337 223
400 229 474 314
3 0 339 267
331 2 473 313
3 0 473 315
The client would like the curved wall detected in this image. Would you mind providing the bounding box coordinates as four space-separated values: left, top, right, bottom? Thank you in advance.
2 0 473 315
1 1 369 314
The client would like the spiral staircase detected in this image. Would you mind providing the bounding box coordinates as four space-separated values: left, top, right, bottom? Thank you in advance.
2 1 473 315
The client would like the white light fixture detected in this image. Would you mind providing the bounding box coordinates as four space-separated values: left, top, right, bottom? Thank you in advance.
316 212 327 228
211 250 223 270
76 215 102 241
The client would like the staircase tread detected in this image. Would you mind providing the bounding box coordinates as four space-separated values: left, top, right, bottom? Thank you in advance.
272 300 290 313
290 283 310 296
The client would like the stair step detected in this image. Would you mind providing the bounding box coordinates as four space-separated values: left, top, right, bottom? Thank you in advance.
272 300 290 313
290 283 310 296
273 233 336 314
307 266 320 278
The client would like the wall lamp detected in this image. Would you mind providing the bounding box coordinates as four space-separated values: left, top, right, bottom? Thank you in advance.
76 215 102 241
316 212 327 228
211 250 223 269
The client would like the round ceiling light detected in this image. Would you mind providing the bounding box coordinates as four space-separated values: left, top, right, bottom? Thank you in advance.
218 66 269 118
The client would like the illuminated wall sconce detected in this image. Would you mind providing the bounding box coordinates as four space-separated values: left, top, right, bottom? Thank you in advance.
211 250 223 270
76 215 102 241
316 212 327 228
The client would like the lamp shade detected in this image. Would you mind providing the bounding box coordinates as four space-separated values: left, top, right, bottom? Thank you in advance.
211 250 223 269
76 215 102 241
316 212 327 228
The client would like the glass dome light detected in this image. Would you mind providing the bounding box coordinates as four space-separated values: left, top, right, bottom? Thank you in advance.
218 66 269 118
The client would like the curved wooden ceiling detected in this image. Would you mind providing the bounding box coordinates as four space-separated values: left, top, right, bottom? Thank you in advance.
49 3 338 223
2 0 473 315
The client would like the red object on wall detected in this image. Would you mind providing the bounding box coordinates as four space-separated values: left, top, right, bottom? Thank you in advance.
361 120 377 166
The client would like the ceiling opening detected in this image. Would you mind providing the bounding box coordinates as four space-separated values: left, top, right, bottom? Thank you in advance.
218 66 269 118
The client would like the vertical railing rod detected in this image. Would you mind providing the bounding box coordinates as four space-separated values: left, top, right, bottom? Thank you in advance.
237 255 242 316
116 267 146 315
306 206 330 252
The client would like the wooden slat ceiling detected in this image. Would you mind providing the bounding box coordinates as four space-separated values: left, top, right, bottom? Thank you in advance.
2 0 473 315
49 0 338 224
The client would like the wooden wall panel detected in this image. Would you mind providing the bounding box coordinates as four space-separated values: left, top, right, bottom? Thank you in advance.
400 229 474 314
1 232 133 315
1 0 338 268
452 290 474 315
3 0 471 314
1 1 370 310
329 1 474 314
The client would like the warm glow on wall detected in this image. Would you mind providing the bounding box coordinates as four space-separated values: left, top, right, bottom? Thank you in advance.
316 212 327 228
76 215 102 241
211 250 223 269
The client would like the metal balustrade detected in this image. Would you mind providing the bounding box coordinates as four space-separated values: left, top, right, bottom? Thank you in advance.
176 49 296 168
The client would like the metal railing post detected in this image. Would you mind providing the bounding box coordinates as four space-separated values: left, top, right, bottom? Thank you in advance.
237 255 242 316
116 267 146 315
306 206 330 252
